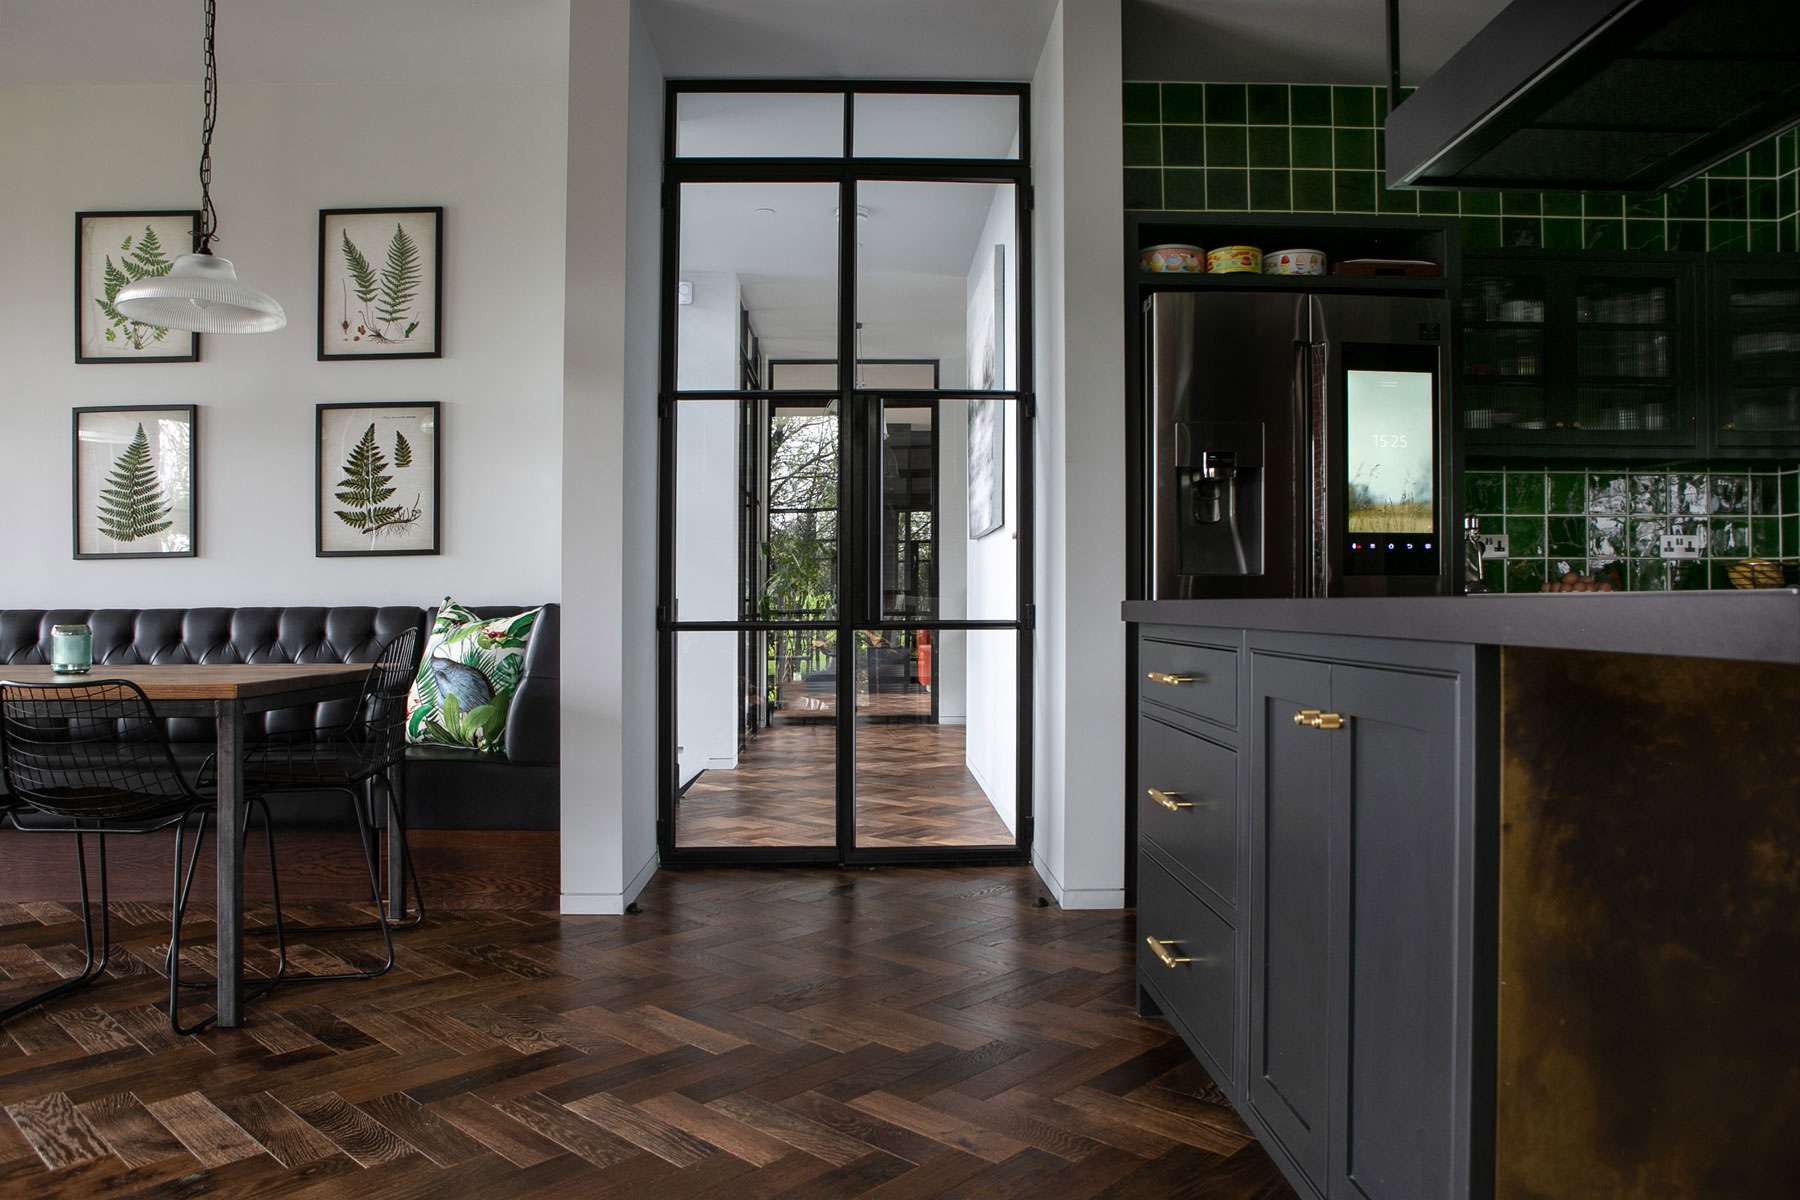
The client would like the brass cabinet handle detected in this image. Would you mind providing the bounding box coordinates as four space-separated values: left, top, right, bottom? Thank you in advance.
1293 709 1344 730
1145 936 1194 967
1148 788 1193 812
1293 709 1321 726
1147 671 1196 686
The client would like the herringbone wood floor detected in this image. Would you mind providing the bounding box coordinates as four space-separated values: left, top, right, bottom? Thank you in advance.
0 867 1296 1198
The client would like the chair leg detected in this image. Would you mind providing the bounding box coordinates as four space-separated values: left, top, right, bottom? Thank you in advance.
0 830 113 1026
246 786 394 981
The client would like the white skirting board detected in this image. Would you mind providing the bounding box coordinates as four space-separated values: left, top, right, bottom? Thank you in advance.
1032 847 1126 910
560 853 659 915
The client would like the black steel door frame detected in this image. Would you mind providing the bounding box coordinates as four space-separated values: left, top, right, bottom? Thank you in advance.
656 80 1035 867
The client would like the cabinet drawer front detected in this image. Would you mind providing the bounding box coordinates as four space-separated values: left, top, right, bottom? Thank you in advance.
1137 854 1237 1091
1141 637 1238 729
1139 715 1239 910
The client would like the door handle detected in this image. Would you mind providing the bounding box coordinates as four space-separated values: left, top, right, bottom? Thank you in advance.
1148 788 1193 812
1145 936 1197 967
1293 709 1344 730
1147 671 1197 686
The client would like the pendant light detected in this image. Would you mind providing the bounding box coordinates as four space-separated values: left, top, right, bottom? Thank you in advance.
114 0 285 334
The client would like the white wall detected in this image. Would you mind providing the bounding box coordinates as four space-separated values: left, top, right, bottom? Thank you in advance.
0 80 567 608
560 0 663 914
1031 0 1127 908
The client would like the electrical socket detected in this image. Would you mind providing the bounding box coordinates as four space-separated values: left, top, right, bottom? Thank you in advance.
1475 533 1509 558
1659 533 1701 559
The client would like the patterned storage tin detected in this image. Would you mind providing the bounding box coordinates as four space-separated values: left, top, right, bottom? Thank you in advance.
1206 245 1262 273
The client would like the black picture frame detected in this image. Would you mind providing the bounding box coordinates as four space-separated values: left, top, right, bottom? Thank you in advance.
316 402 442 557
72 405 199 559
317 206 444 361
74 210 201 364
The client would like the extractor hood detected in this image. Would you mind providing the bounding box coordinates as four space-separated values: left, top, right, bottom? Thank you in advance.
1385 0 1800 192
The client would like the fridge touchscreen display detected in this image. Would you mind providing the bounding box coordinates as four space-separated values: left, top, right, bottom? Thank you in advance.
1346 369 1434 534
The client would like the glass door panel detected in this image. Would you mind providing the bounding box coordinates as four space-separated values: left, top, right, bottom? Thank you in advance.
1718 276 1800 437
853 627 1018 849
675 626 837 849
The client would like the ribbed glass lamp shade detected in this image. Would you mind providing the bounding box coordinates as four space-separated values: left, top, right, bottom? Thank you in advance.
113 253 286 333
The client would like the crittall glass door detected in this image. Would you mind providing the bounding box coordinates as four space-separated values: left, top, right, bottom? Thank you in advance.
658 83 1032 865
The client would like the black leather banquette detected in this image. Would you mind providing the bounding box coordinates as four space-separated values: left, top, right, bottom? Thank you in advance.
0 605 559 831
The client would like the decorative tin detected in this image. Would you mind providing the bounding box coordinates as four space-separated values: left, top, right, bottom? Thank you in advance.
1206 245 1262 273
1263 248 1327 275
1138 243 1204 273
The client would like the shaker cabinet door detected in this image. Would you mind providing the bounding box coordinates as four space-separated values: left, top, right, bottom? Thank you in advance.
1247 653 1334 1195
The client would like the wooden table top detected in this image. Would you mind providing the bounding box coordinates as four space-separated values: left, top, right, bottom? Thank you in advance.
0 662 371 701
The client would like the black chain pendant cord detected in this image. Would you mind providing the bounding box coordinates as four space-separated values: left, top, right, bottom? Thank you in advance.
196 0 219 254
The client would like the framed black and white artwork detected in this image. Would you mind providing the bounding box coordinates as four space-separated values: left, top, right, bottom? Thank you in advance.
318 207 443 360
967 398 1004 539
74 211 201 364
72 405 197 559
316 402 441 556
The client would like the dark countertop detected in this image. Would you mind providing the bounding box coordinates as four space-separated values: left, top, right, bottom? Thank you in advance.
1122 590 1800 665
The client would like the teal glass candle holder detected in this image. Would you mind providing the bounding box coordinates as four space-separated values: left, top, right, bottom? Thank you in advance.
51 624 93 675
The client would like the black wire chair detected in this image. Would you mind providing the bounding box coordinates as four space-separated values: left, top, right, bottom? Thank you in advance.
0 678 282 1034
236 628 423 969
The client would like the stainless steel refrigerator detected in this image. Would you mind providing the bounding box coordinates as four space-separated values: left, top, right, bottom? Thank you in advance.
1148 290 1455 599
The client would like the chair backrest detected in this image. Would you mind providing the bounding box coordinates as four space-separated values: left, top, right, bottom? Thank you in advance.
359 627 420 769
0 680 199 820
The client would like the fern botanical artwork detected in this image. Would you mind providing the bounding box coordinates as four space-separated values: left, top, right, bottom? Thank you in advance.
316 402 441 556
72 406 197 559
74 211 201 363
317 207 443 360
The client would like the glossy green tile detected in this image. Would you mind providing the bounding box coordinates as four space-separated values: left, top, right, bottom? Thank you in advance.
1628 516 1666 557
1418 191 1460 215
1542 218 1583 249
1506 472 1547 513
1205 83 1247 124
1333 128 1374 169
1667 560 1709 590
1292 169 1333 212
1671 473 1710 514
1290 85 1332 126
1752 516 1780 555
1378 186 1418 215
1782 216 1799 254
1292 126 1333 169
1751 223 1778 253
1460 216 1501 249
1629 473 1670 513
1335 171 1375 213
1502 217 1542 248
1160 82 1201 124
1712 151 1749 178
1124 168 1162 211
1631 559 1669 591
1750 474 1780 515
1549 473 1586 513
1712 517 1749 556
1589 515 1626 557
1460 191 1501 215
1164 167 1206 210
1506 558 1546 593
1163 125 1205 167
1780 129 1797 175
1711 474 1750 514
1248 83 1289 125
1466 471 1503 514
1548 516 1586 557
1666 181 1705 219
1543 193 1584 217
1124 125 1161 167
1206 168 1248 210
1588 473 1629 514
1123 82 1159 124
1709 224 1749 252
1590 560 1626 591
1249 170 1291 211
1626 220 1665 251
1502 192 1543 215
1584 193 1625 218
1709 178 1748 219
1248 126 1290 168
1505 516 1546 556
1750 181 1778 220
1783 175 1798 218
1785 514 1799 555
1749 139 1777 177
1481 556 1506 590
1205 125 1247 167
1785 471 1800 515
1332 85 1374 127
1584 219 1624 250
1668 220 1707 251
1626 193 1665 219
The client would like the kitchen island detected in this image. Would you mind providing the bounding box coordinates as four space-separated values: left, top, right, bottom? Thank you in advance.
1120 591 1799 1200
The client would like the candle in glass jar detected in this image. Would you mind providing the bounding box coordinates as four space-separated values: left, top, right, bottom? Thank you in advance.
51 624 93 674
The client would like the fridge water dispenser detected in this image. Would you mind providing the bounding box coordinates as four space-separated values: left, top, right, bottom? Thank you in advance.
1173 421 1264 578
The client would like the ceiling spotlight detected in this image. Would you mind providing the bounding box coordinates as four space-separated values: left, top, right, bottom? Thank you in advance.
753 207 777 217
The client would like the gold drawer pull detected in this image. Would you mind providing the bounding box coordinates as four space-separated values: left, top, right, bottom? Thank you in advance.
1148 788 1193 812
1147 671 1197 686
1293 709 1344 730
1145 936 1195 968
1293 709 1320 726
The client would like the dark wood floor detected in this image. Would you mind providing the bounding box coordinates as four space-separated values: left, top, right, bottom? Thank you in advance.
679 725 1015 849
0 866 1295 1198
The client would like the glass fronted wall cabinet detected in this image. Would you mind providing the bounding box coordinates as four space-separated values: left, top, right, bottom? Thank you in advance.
1709 256 1800 452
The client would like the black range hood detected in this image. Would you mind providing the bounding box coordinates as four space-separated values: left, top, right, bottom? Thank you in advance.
1386 0 1800 193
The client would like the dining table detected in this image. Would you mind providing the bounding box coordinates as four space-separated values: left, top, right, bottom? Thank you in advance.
0 662 372 1027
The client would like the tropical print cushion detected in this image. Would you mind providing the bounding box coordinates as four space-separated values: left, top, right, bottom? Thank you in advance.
405 599 542 753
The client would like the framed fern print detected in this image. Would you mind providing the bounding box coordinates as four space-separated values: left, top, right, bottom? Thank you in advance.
318 207 443 360
316 402 441 556
72 406 197 559
74 211 201 363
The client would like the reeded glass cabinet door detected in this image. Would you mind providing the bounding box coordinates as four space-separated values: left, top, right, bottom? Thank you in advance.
1710 257 1800 450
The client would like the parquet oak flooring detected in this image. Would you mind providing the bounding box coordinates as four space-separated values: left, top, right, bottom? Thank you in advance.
678 724 1015 849
0 866 1297 1198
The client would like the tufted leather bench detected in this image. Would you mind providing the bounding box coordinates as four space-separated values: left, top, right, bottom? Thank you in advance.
0 605 559 831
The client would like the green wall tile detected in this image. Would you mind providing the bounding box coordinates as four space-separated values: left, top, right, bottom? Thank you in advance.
1461 216 1501 249
1332 85 1374 126
1248 84 1289 125
1205 83 1246 124
1708 224 1749 252
1750 180 1777 220
1249 170 1291 211
1784 514 1799 555
1124 125 1162 167
1502 217 1542 248
1630 473 1671 513
1205 125 1247 167
1781 174 1798 217
1164 168 1206 209
1626 194 1665 219
1669 220 1707 251
1584 193 1625 218
1666 181 1705 219
1333 128 1374 169
1714 151 1750 177
1782 471 1799 514
1749 222 1776 251
1291 85 1332 126
1460 191 1501 215
1506 472 1547 513
1543 193 1584 217
1378 187 1419 215
1248 126 1290 167
1124 168 1162 210
1466 472 1503 513
1709 178 1748 219
1502 192 1543 215
1417 191 1460 215
1750 474 1780 515
1164 125 1205 167
1161 83 1201 123
1750 141 1778 176
1667 560 1708 590
1543 218 1583 249
1292 127 1333 169
1549 473 1585 513
1628 516 1665 556
1781 129 1797 175
1335 171 1375 212
1626 220 1666 251
1123 82 1161 124
1584 219 1624 250
1752 516 1779 555
1206 168 1248 209
1506 558 1545 592
1631 560 1669 591
1713 474 1749 513
1292 170 1334 212
1548 516 1586 557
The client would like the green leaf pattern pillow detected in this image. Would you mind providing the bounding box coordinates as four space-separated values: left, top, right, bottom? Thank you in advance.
405 599 542 753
